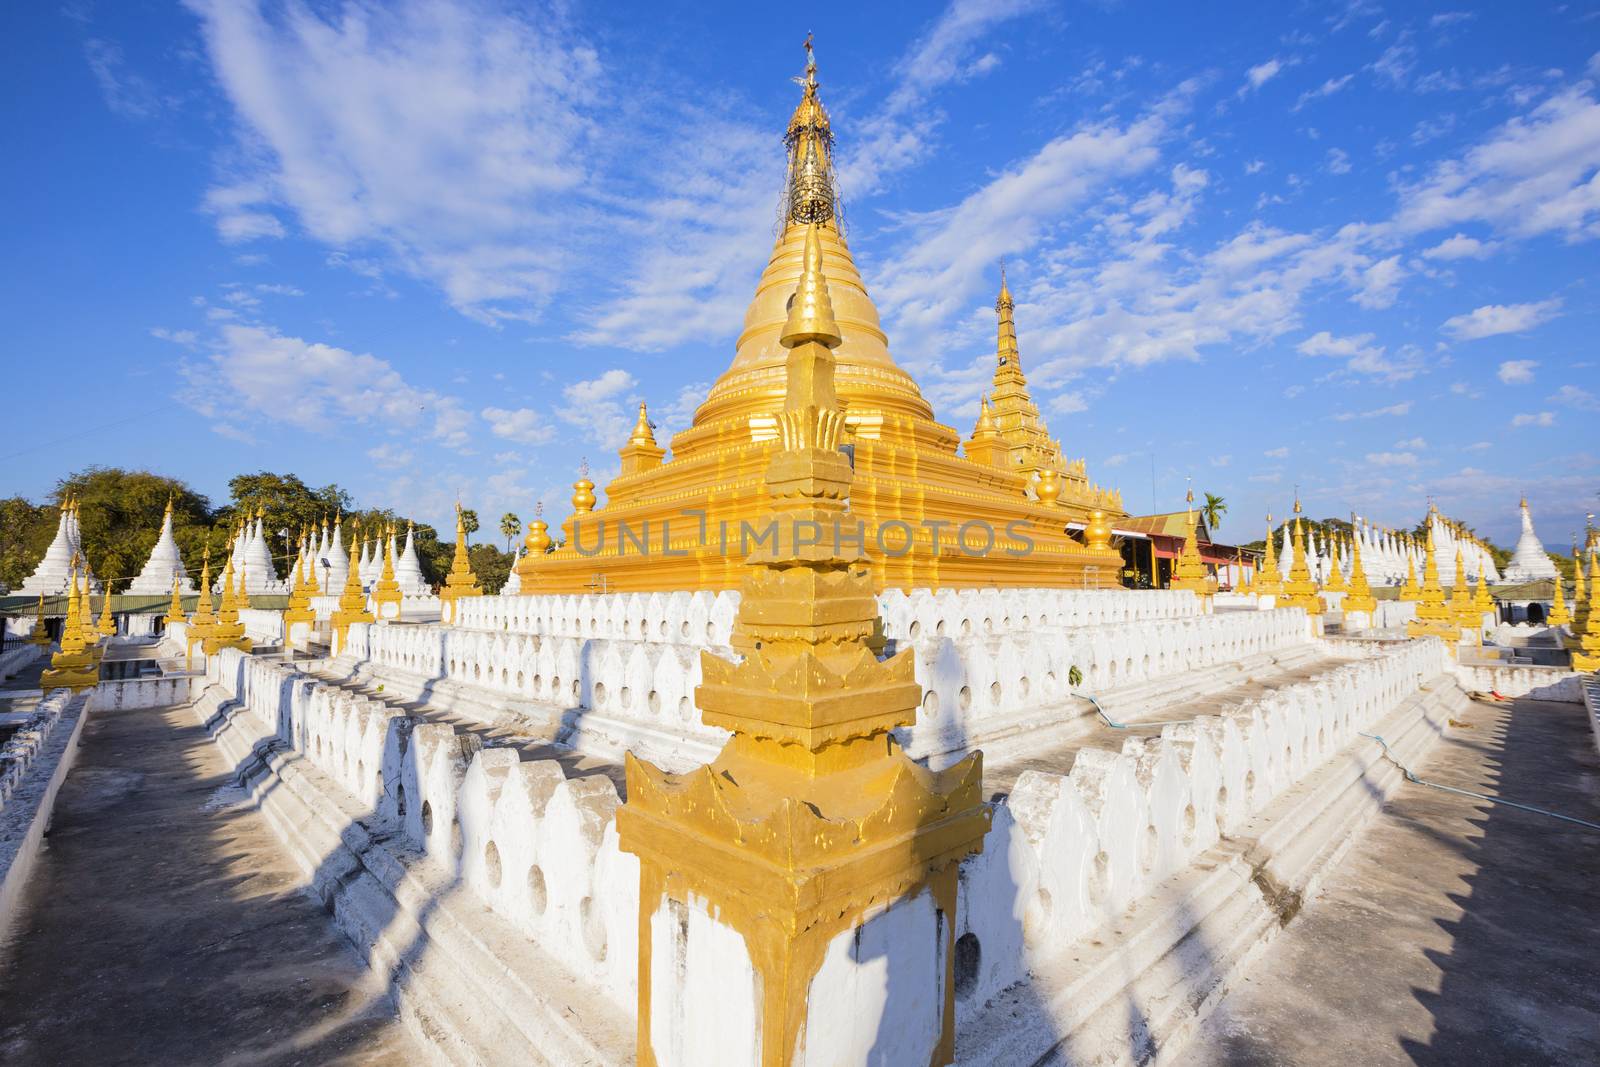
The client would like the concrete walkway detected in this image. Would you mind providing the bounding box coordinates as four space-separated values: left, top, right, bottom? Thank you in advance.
0 702 418 1066
1186 693 1600 1065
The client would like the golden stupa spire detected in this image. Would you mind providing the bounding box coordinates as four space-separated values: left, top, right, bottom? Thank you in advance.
1170 483 1211 598
618 218 987 1061
781 221 842 348
438 504 482 624
784 34 836 227
1344 521 1376 618
41 569 97 691
202 554 252 655
164 574 187 627
1406 519 1457 642
1282 504 1323 618
97 578 116 638
1549 568 1572 627
1255 513 1282 596
29 593 52 648
330 518 375 649
1571 549 1600 670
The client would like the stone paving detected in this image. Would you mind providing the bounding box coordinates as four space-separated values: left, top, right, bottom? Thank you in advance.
1184 693 1600 1065
0 701 419 1066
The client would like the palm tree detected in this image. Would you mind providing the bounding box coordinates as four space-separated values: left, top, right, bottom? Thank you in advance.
1201 493 1227 532
459 508 480 545
500 512 522 552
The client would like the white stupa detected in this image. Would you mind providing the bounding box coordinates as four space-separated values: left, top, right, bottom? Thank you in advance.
241 514 283 594
18 501 78 595
394 522 429 594
504 546 524 594
1500 497 1559 584
128 498 194 594
322 517 350 592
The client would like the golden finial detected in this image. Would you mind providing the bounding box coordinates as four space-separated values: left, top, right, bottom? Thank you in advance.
996 260 1013 312
572 462 597 514
975 395 996 434
629 402 657 447
780 222 842 348
785 36 836 226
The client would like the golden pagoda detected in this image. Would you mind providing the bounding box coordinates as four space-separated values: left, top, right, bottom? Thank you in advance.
1324 538 1346 593
282 550 317 647
202 557 253 656
330 519 375 649
618 224 987 1065
1254 515 1282 597
1168 487 1212 598
1449 550 1480 645
41 572 97 692
1406 515 1457 642
1280 501 1323 617
1398 552 1421 601
1571 550 1600 671
1549 570 1571 627
437 505 482 624
372 524 404 618
1343 527 1377 619
28 594 52 648
97 579 117 639
235 561 252 610
164 574 187 627
519 41 1125 595
187 547 218 656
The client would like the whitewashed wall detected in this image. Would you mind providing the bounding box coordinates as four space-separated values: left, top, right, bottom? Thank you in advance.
952 637 1451 1013
0 644 43 681
208 649 640 1014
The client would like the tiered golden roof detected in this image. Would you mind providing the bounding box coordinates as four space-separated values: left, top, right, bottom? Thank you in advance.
331 519 375 646
1168 487 1212 597
438 505 482 623
520 44 1126 594
202 556 252 656
1343 531 1376 617
1571 549 1600 670
41 570 97 692
1280 501 1323 617
1254 514 1282 596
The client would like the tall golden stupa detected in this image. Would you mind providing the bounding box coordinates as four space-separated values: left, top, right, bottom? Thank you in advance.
520 40 1125 594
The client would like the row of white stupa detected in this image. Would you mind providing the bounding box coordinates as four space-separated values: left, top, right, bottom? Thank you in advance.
17 504 434 598
1269 501 1559 586
284 517 432 598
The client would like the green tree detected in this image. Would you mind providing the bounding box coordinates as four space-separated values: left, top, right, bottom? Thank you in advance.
500 512 522 552
468 544 514 594
1201 493 1227 532
459 508 480 545
0 496 50 590
53 468 213 585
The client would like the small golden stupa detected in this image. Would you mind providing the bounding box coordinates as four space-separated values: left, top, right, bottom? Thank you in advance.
521 40 1125 594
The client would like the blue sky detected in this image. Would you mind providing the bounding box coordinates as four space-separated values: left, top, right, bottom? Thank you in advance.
4 0 1598 549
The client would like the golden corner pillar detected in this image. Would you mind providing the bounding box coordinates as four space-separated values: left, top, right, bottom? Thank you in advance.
516 42 1125 596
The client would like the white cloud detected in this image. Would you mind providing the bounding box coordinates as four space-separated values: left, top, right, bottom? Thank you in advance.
1325 147 1352 175
1441 298 1562 340
1394 87 1600 243
1296 330 1421 380
1264 446 1290 458
1366 451 1418 466
564 369 636 405
1394 436 1428 450
367 443 414 469
1421 233 1499 260
1510 412 1556 427
178 323 473 446
1333 401 1412 421
481 407 556 445
1497 359 1538 384
1293 74 1354 111
84 38 170 120
1245 158 1266 174
150 327 199 346
1549 384 1600 411
1049 391 1088 415
556 369 639 449
186 0 601 324
1430 11 1476 28
1242 58 1289 94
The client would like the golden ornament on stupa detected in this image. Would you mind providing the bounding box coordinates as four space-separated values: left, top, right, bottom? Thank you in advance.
1254 515 1282 597
618 221 988 1066
1406 511 1457 642
372 523 404 618
330 518 376 647
202 556 253 656
519 42 1126 595
1343 528 1377 618
438 504 482 624
41 570 98 692
1168 486 1212 597
29 593 53 648
1280 500 1323 617
164 574 187 628
1570 549 1600 670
